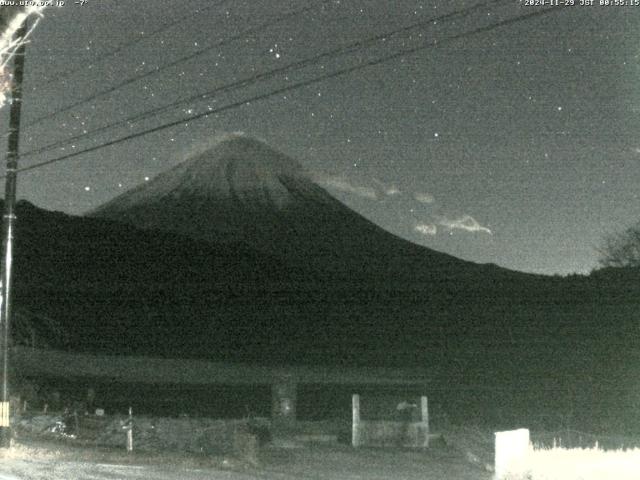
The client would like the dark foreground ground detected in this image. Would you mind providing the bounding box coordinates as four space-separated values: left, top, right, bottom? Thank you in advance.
0 434 493 480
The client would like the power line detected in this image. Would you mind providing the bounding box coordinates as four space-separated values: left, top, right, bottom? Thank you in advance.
17 4 568 174
19 0 506 160
48 0 228 87
13 5 569 177
23 1 320 131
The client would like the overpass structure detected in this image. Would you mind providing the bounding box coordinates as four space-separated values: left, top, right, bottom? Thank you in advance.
11 347 433 428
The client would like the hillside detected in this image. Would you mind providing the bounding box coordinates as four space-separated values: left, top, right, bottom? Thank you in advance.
10 199 539 366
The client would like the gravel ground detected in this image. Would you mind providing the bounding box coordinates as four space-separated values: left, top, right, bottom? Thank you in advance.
0 433 493 480
1 414 496 479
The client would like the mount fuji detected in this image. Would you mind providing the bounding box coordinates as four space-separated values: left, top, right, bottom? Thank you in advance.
90 133 510 283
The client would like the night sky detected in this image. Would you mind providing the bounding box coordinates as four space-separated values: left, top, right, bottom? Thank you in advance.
2 0 640 275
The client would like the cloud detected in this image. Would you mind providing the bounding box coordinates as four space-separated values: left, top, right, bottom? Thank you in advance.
437 215 492 235
385 185 401 196
414 192 435 204
313 173 405 201
314 174 378 199
415 223 437 236
373 178 401 196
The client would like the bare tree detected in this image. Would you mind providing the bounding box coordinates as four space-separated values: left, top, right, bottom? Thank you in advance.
0 5 46 107
598 221 640 268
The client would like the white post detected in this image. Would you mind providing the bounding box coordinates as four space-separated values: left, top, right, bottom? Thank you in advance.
127 426 133 452
494 428 530 480
420 396 429 447
126 406 133 453
352 394 361 448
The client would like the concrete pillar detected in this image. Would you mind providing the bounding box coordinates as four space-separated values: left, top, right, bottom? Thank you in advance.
271 376 297 430
420 395 429 448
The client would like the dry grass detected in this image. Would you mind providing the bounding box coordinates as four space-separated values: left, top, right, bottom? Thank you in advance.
499 444 640 480
526 446 640 480
0 436 245 471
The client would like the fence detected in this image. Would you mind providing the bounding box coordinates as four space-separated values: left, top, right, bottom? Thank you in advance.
16 412 268 459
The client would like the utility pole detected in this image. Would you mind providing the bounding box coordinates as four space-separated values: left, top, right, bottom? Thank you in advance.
0 20 28 449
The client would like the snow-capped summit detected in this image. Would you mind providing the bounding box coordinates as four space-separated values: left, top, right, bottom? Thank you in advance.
96 133 313 210
90 133 342 246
